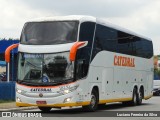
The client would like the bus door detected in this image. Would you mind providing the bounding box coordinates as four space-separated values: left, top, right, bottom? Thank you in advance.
102 68 114 99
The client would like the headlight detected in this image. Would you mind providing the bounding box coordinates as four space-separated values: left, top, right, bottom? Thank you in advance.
16 88 26 95
58 85 79 95
64 89 70 94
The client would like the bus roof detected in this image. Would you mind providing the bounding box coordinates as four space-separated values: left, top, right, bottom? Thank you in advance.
28 15 96 23
28 15 151 41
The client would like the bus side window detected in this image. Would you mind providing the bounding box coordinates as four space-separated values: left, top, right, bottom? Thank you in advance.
76 59 85 79
141 39 153 58
91 24 117 60
76 22 95 79
117 31 133 55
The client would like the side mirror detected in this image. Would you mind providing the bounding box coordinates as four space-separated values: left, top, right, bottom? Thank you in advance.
69 42 87 61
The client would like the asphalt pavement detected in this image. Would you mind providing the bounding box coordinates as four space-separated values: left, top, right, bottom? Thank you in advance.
4 96 160 119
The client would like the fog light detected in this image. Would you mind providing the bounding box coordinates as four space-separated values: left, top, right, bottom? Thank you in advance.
64 97 71 103
16 97 21 102
64 89 70 94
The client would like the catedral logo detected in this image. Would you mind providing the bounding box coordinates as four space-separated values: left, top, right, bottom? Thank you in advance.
114 55 135 67
30 88 52 92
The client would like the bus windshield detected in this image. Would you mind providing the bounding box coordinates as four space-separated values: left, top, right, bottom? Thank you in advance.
17 52 74 85
20 21 79 45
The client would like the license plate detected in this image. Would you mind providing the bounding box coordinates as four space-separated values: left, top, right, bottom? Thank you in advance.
36 101 47 104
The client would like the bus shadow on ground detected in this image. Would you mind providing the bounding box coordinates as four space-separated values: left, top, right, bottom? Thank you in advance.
14 102 154 117
41 102 153 115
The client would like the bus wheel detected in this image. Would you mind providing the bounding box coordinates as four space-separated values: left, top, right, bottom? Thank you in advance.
137 89 143 105
131 88 138 106
82 89 98 112
38 107 52 112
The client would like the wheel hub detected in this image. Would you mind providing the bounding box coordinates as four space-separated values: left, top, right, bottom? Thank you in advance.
91 95 96 108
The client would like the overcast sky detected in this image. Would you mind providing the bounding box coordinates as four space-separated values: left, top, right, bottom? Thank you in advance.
0 0 160 54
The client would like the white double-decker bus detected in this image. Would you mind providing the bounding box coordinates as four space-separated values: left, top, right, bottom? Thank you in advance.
6 15 153 112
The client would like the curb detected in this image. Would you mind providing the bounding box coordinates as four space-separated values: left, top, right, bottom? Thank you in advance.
0 106 38 111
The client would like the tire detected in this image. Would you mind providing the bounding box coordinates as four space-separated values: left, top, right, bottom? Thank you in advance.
130 88 138 106
137 89 143 105
38 107 52 112
82 89 98 112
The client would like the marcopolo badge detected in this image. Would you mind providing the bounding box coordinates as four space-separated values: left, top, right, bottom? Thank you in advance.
42 75 49 83
39 93 43 97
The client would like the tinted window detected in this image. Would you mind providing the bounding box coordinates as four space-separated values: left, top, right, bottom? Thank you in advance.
92 24 153 59
20 21 79 45
76 22 95 79
141 39 153 58
18 52 74 86
132 37 143 57
92 24 117 59
132 38 153 58
117 31 134 55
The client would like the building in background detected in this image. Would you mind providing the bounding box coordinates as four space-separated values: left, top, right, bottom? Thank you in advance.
0 39 19 81
154 56 158 69
154 55 160 80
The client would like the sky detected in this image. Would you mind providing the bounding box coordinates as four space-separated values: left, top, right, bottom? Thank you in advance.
0 0 160 54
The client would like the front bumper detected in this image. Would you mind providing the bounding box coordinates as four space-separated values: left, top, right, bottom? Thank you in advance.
16 101 90 107
16 91 90 107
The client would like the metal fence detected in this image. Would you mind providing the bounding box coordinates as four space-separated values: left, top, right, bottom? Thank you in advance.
0 82 15 100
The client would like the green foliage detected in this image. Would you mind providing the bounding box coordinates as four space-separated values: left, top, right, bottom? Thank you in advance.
0 100 15 104
154 68 160 76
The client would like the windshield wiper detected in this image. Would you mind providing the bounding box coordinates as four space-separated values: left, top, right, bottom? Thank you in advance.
17 80 35 86
50 78 73 84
